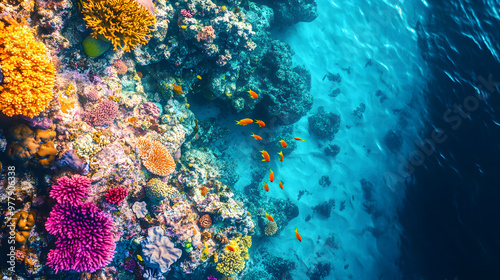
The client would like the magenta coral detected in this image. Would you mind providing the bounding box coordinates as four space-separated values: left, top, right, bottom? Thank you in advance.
46 202 116 273
105 186 129 205
49 175 91 206
140 102 161 120
84 99 119 126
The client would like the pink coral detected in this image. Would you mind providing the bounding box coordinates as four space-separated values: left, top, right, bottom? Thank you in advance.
84 99 119 126
197 25 216 43
113 60 128 75
49 175 91 206
180 9 194 18
105 186 129 205
140 102 161 120
216 50 232 67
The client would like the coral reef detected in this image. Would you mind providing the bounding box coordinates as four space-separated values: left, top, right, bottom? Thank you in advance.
81 0 156 52
6 124 58 167
264 221 278 236
84 98 120 126
308 106 341 140
49 175 91 206
146 178 179 202
0 19 55 117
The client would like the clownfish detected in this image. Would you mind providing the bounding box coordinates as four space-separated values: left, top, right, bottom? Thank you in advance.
279 181 283 189
279 140 287 147
265 212 274 222
247 89 258 99
260 150 270 162
263 182 269 192
255 120 266 127
295 228 302 242
278 151 284 162
251 132 262 140
269 169 274 182
236 118 253 125
294 137 306 141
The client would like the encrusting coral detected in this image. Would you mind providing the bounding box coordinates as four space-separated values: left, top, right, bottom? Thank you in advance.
0 18 55 117
81 0 156 52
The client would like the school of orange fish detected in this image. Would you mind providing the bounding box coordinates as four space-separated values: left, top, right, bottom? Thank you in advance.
235 89 305 242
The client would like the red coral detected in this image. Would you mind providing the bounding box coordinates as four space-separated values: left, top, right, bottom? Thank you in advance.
105 186 129 205
199 214 212 228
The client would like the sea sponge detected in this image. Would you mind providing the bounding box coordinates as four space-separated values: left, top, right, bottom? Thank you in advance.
11 210 36 246
216 249 245 276
264 221 278 236
6 124 57 167
145 178 179 201
81 0 156 52
136 136 176 176
0 18 55 117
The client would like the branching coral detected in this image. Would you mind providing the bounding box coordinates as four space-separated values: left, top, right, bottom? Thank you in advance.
0 18 55 117
136 137 176 176
50 175 91 206
81 0 156 52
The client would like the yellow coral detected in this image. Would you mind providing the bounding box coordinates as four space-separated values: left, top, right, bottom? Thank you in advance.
264 221 278 236
81 0 156 52
0 18 55 117
216 249 245 276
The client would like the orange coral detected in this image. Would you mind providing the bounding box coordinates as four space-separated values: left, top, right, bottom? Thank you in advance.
200 186 209 196
0 18 55 117
81 0 156 52
136 137 176 176
172 84 183 95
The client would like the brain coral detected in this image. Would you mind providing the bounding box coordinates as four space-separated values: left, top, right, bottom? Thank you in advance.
81 0 156 52
0 18 55 117
141 226 182 274
145 178 179 201
264 221 278 236
136 137 176 176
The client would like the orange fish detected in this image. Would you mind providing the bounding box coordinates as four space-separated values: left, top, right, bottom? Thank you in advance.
294 137 306 141
279 140 287 147
265 212 274 222
295 228 302 242
226 245 236 251
278 151 284 162
279 181 283 189
269 169 274 182
247 89 258 99
250 132 262 140
263 182 269 192
236 118 253 125
255 120 266 127
260 150 270 162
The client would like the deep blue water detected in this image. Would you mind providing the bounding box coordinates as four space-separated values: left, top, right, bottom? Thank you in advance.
400 0 500 279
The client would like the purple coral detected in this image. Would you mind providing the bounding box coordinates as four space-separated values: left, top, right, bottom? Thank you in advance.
45 202 116 272
84 99 119 126
49 175 91 206
140 102 161 120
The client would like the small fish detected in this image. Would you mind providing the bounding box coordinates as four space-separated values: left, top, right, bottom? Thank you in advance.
226 245 236 251
226 92 232 98
295 228 302 242
221 5 226 11
260 150 270 162
278 151 284 162
181 25 187 29
197 75 202 80
279 140 287 148
269 169 274 182
279 181 284 189
250 132 262 140
294 137 306 141
263 182 269 192
255 120 266 127
265 212 274 222
236 118 253 125
137 255 143 261
247 89 258 99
